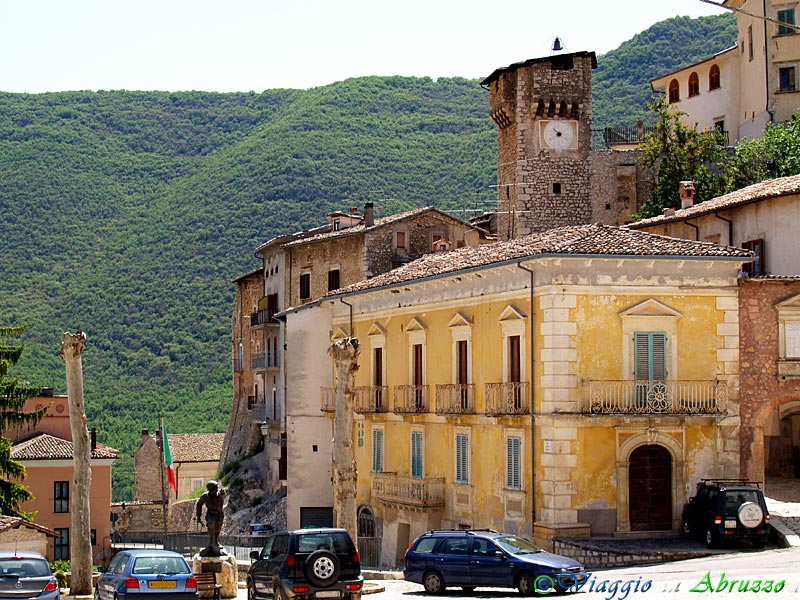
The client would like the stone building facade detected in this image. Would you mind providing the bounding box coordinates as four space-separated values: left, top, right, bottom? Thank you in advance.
739 277 800 481
482 51 650 239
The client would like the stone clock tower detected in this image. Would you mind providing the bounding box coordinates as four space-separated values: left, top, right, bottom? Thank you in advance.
482 51 597 240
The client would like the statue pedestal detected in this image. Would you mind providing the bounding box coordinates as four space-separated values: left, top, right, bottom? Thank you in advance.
192 554 237 599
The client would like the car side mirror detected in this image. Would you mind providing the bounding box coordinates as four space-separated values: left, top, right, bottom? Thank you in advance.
250 550 261 561
494 550 505 558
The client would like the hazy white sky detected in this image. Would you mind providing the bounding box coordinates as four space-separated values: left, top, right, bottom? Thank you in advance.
1 0 728 93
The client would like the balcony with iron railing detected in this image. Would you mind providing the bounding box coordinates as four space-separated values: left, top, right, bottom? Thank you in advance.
251 400 271 423
320 387 335 413
372 472 445 509
251 350 280 370
581 380 728 414
435 384 475 415
393 385 429 414
485 382 530 416
250 309 279 328
354 386 389 414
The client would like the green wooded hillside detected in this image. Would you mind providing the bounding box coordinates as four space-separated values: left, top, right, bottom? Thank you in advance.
0 14 735 500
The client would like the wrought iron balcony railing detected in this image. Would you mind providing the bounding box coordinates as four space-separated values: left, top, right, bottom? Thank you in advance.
485 382 530 416
435 384 475 415
372 472 445 508
581 380 728 414
354 386 389 414
251 350 280 370
393 385 429 414
250 309 279 328
251 400 270 422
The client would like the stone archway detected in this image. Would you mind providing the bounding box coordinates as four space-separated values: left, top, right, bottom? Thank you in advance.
764 400 800 478
616 429 685 533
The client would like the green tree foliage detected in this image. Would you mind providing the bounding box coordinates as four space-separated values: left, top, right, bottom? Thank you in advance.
724 109 800 191
0 325 47 518
593 13 736 130
637 97 727 218
0 15 732 499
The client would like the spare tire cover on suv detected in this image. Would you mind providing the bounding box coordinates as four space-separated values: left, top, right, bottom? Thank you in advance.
304 550 341 587
738 502 764 528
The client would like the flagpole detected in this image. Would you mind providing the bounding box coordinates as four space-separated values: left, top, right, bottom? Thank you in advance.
159 416 168 545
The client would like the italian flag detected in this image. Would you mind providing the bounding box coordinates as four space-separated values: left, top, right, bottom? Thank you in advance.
163 422 178 492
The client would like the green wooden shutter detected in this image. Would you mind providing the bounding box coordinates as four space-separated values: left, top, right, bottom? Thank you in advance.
411 431 422 479
455 434 469 484
634 332 667 380
372 429 383 473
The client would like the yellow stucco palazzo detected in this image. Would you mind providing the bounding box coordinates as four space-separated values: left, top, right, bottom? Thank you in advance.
284 224 751 569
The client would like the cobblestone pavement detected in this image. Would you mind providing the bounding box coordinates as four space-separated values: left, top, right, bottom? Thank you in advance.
765 476 800 540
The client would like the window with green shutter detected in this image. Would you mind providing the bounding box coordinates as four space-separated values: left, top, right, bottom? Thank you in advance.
411 431 422 479
506 436 521 490
372 428 383 473
634 332 667 407
455 433 469 484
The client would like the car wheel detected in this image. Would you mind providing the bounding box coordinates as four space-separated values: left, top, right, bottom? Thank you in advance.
517 572 536 596
705 526 718 549
682 520 691 537
303 549 341 588
422 570 445 594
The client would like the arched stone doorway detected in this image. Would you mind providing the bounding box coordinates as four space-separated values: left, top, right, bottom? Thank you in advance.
628 444 673 531
764 400 800 478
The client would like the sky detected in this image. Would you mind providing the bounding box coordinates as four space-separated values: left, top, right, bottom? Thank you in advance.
0 0 729 94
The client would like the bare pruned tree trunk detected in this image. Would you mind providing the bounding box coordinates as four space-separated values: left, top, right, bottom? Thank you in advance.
60 332 92 597
328 337 360 544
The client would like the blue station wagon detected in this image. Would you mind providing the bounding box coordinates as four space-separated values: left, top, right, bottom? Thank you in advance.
404 529 586 595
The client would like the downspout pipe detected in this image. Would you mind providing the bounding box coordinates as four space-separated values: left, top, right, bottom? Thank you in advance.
340 297 354 337
516 261 536 522
715 213 734 246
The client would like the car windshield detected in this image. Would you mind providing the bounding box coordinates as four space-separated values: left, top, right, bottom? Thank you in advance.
0 558 50 577
494 536 543 555
131 557 190 575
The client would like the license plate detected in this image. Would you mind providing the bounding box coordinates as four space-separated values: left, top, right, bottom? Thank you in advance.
315 591 341 598
149 581 177 588
725 519 737 529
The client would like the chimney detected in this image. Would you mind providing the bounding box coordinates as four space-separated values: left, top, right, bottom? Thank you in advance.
91 427 97 451
142 428 150 443
364 202 375 227
679 181 695 209
663 207 676 217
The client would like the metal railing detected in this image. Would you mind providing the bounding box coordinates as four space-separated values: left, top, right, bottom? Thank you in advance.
250 309 279 327
354 386 389 413
435 384 475 415
251 350 280 370
581 380 728 414
393 385 428 414
372 472 445 508
320 387 335 413
485 382 530 415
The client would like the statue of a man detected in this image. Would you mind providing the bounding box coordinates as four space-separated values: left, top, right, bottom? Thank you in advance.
195 480 226 556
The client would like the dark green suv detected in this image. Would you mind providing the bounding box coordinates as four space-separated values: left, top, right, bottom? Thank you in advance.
247 528 363 600
681 479 771 548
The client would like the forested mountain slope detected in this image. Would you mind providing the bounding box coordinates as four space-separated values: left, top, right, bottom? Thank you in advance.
0 14 735 499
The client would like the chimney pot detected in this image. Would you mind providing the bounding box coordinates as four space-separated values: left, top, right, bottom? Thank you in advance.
364 202 375 227
663 207 676 216
679 181 695 209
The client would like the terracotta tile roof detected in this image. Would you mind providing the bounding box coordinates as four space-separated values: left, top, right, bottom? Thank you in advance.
628 174 800 228
11 433 119 460
282 207 467 248
0 515 59 537
326 223 751 296
169 433 224 463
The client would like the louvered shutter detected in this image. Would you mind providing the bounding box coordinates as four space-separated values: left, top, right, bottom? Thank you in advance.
411 431 423 479
372 429 383 473
506 437 521 490
634 332 667 380
455 434 469 484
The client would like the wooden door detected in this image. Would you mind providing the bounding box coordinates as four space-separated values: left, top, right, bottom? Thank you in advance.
628 444 672 531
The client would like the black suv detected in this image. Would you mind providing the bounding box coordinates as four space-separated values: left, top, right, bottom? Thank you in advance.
247 528 363 600
403 529 585 595
681 479 771 548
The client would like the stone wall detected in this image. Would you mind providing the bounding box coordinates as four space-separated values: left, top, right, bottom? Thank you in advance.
553 538 707 570
739 278 800 480
134 434 164 502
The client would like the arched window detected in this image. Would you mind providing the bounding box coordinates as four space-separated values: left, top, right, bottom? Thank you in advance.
688 72 700 97
709 64 721 90
668 79 680 103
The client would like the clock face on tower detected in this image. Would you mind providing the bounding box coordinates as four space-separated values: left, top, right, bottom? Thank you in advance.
541 120 578 150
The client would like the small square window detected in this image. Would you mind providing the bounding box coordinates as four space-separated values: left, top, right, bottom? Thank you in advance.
778 8 796 35
299 273 311 300
779 66 796 92
552 182 562 195
396 231 406 249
